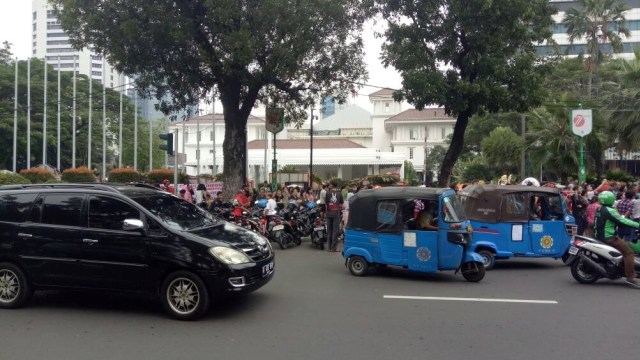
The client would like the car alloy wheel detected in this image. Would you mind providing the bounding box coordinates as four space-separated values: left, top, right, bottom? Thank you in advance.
0 269 19 304
161 271 210 320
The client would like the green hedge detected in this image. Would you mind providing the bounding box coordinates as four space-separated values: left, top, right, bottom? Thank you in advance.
146 168 188 185
108 168 142 183
0 172 31 185
61 167 97 183
19 167 55 184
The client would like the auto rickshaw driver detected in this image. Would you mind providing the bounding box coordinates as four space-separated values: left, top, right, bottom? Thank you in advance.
417 201 439 231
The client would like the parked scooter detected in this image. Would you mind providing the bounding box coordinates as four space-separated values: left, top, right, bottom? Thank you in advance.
566 234 640 284
310 216 327 250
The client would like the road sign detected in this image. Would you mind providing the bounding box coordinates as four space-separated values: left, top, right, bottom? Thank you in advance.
265 108 284 134
571 109 592 137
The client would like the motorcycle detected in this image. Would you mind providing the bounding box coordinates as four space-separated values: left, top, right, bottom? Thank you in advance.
566 234 640 284
310 216 327 250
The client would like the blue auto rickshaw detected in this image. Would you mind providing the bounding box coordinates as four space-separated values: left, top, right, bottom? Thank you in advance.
342 187 486 282
459 184 575 270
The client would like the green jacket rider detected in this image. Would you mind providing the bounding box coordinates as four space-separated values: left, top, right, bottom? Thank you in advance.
593 191 640 288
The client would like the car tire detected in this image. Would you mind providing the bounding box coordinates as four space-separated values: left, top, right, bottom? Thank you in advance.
347 256 369 277
161 271 210 321
478 249 496 270
0 262 33 309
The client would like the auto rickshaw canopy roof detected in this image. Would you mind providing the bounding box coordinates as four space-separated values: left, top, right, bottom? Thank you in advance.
459 184 562 223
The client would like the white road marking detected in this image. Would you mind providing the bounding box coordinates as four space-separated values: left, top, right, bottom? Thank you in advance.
383 295 558 304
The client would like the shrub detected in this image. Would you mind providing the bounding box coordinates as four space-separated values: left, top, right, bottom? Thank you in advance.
0 171 31 185
61 166 97 183
603 169 635 183
146 168 188 185
108 168 142 183
19 167 55 184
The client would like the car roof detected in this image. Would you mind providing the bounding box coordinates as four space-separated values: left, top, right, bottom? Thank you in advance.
0 183 167 198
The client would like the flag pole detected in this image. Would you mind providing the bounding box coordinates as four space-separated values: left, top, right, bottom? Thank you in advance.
88 57 93 168
43 58 48 166
27 57 31 169
102 61 107 180
57 57 61 171
13 58 18 172
72 57 77 168
118 75 123 168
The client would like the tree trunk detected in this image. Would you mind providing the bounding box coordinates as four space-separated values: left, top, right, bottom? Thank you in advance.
221 103 249 201
437 111 471 187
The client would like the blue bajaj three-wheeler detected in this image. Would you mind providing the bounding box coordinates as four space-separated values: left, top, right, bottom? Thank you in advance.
342 187 486 282
459 184 575 270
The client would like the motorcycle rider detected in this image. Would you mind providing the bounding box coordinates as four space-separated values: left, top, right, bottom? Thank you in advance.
593 191 640 288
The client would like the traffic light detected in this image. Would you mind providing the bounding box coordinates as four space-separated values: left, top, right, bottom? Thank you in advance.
159 133 174 155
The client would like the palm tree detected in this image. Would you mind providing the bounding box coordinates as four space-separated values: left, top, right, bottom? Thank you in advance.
605 50 640 152
562 0 630 97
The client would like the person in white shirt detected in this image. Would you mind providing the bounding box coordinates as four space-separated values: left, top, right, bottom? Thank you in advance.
264 192 278 216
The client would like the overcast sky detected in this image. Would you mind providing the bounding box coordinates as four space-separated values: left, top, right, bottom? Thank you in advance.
0 2 404 113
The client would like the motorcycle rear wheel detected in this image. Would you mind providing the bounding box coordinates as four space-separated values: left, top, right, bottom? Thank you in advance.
570 258 600 284
274 233 286 250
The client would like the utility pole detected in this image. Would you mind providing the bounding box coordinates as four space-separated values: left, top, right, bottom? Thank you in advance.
309 107 315 188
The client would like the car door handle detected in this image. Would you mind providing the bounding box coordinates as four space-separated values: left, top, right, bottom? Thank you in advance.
18 233 32 238
83 238 99 244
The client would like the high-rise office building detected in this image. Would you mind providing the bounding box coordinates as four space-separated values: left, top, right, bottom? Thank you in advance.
31 0 126 90
542 0 640 59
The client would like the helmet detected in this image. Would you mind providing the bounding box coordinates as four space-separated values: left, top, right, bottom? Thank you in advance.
232 199 240 206
597 191 615 206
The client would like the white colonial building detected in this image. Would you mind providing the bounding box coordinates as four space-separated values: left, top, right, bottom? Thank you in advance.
172 89 455 184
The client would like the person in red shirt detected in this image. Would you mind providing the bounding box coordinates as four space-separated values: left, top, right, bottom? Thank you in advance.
232 189 251 217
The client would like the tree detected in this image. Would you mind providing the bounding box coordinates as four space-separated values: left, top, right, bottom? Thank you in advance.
403 160 419 186
54 0 370 197
481 127 524 175
562 0 630 97
0 58 147 172
604 50 640 153
458 113 523 157
0 41 12 64
378 0 556 186
425 145 447 173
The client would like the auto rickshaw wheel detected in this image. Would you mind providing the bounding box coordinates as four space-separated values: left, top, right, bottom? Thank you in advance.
347 256 369 277
461 262 485 282
477 250 496 270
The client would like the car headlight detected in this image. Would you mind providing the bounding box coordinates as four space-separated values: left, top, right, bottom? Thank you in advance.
209 246 252 264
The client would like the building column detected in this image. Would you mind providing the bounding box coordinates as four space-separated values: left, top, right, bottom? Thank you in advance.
374 164 380 174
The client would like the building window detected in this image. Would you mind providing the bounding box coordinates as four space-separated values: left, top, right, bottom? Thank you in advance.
197 131 202 142
409 128 416 140
91 70 102 76
385 102 390 113
33 23 36 31
47 23 63 30
91 55 102 60
46 33 68 38
92 63 102 68
184 131 189 143
47 47 76 53
210 130 214 141
441 127 446 139
32 34 36 40
47 40 70 46
409 147 414 160
33 11 37 20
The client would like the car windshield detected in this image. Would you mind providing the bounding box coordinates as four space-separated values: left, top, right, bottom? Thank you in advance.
442 195 467 222
133 194 218 231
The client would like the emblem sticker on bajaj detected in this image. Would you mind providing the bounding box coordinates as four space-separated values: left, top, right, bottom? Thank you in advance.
417 247 432 261
540 235 554 249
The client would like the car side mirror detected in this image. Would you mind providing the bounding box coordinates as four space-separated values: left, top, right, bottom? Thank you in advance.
123 219 145 231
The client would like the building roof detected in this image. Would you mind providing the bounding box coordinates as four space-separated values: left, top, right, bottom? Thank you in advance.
175 113 265 124
248 139 365 150
293 104 371 130
368 88 396 97
385 108 453 122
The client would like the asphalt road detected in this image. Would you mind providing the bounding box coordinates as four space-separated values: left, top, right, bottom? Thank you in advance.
1 239 638 360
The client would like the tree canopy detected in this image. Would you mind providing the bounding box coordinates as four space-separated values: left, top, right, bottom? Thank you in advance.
54 0 371 195
0 56 157 173
378 0 556 186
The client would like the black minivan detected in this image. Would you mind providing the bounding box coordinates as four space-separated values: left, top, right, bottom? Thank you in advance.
0 183 274 320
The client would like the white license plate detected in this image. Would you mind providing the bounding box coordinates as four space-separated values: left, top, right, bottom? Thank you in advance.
314 227 325 231
568 246 579 255
273 224 285 231
262 262 274 277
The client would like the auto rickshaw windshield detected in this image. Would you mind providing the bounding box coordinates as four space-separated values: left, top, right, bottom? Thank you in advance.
442 195 466 222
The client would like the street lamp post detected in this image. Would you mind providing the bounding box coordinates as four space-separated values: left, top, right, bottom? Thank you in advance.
595 26 603 99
